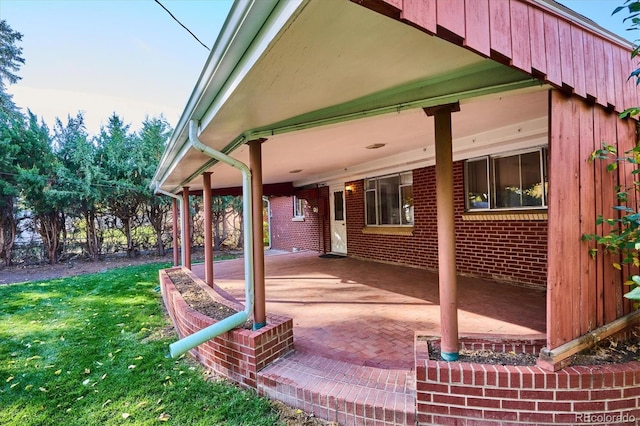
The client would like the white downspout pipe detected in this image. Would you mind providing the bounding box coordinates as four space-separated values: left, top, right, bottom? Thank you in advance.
168 120 255 358
154 185 186 267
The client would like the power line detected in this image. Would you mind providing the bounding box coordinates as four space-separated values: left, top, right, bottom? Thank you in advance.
154 0 210 51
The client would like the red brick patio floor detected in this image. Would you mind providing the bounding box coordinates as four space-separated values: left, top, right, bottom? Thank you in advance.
192 250 546 369
189 250 546 424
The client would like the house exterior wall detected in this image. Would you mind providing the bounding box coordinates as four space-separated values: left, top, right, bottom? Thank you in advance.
547 90 637 349
269 195 326 253
367 0 639 115
345 162 548 289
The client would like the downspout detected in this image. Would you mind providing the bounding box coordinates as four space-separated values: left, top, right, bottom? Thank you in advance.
168 120 255 358
154 185 186 267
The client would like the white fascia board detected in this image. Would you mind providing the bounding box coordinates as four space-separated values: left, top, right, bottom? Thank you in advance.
296 116 548 186
152 0 304 191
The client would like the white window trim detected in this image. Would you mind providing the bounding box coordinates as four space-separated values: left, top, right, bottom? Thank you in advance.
292 196 305 221
465 146 548 212
364 171 414 227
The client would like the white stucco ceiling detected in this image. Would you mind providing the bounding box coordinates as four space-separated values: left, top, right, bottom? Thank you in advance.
158 0 545 193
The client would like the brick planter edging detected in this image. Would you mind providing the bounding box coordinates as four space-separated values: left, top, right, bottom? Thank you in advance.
160 267 294 389
415 334 640 425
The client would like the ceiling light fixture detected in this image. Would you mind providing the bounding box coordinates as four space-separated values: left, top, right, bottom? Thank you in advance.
365 143 386 149
289 169 303 174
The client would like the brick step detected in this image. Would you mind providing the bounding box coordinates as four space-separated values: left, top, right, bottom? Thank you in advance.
257 351 416 425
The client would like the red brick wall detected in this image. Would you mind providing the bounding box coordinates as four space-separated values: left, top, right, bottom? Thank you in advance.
346 162 548 288
415 336 640 425
160 268 294 389
269 193 328 253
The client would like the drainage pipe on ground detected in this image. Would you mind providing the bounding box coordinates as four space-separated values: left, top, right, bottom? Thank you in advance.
167 120 256 358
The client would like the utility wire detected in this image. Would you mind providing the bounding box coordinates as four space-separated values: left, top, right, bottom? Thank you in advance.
154 0 210 51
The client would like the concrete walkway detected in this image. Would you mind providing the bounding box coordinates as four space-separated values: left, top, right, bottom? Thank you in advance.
191 250 546 424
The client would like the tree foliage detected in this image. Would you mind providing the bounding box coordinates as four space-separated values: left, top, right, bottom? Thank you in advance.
53 112 102 259
0 19 24 117
139 116 172 256
17 112 66 264
0 20 24 265
0 18 247 267
585 2 640 305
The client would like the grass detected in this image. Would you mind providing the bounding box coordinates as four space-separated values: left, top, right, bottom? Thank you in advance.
0 263 281 425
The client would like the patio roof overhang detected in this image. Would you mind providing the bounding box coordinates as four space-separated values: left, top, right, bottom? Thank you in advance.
151 0 556 195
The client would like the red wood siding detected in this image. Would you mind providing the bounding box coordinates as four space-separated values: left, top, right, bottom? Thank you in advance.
344 163 548 288
548 91 636 349
363 0 639 114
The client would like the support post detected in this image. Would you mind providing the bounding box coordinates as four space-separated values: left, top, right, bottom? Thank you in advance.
249 139 267 329
202 172 214 287
182 186 191 270
171 198 179 267
424 102 460 361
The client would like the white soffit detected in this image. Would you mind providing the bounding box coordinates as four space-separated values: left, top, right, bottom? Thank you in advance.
191 89 549 191
162 0 541 192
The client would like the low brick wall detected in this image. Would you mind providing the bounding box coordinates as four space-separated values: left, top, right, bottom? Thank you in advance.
160 267 294 389
415 335 640 425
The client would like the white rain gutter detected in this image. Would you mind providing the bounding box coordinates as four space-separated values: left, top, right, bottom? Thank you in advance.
154 185 186 267
168 120 255 358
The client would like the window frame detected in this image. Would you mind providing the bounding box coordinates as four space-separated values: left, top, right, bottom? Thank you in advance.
364 171 414 227
464 146 548 212
293 196 305 219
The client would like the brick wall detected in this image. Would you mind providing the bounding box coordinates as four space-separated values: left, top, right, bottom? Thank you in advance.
160 267 294 389
415 335 640 425
345 162 548 288
269 192 328 253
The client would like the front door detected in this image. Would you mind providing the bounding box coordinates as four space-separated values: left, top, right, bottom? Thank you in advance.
329 185 347 254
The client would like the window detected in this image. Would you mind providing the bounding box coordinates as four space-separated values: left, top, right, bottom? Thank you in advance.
365 172 413 226
293 196 305 218
333 191 344 221
465 147 548 211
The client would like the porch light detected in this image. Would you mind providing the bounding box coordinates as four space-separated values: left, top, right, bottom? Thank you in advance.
365 143 386 149
345 185 354 192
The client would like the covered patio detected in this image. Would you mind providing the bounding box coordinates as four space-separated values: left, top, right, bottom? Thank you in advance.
152 0 640 423
191 250 546 369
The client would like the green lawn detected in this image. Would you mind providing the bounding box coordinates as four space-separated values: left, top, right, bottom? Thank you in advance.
0 263 281 425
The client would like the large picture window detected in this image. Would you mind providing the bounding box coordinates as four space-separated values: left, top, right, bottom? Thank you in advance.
465 147 548 211
365 172 413 226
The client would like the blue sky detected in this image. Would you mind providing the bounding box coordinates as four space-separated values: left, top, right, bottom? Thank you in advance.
1 0 233 134
0 0 636 135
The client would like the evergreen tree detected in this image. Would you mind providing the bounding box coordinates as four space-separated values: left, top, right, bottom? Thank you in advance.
139 116 171 256
0 20 24 264
53 112 103 260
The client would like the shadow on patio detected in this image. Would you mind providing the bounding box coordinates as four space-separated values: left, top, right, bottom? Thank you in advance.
191 250 546 370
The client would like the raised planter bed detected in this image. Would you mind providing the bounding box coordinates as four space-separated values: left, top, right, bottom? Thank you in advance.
415 333 640 425
160 267 294 389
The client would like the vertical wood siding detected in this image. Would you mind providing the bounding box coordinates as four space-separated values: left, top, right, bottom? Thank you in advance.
549 91 636 349
362 0 639 114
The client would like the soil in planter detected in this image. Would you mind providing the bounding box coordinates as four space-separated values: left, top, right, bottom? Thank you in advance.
167 269 253 329
426 332 640 366
427 343 538 366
